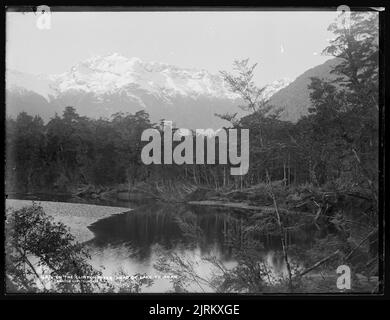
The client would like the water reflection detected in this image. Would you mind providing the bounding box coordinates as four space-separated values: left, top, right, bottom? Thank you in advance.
87 203 311 292
8 193 372 292
89 204 237 260
8 193 313 292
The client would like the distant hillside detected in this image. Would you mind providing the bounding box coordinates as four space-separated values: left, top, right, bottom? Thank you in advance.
6 54 342 126
6 53 291 129
267 58 342 122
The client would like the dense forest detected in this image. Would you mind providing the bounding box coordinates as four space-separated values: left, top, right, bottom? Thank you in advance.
6 13 379 204
5 11 381 293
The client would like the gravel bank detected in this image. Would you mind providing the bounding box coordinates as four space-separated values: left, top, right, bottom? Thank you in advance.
6 199 131 243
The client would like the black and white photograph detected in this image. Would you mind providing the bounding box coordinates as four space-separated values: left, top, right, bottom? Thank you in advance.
3 6 385 296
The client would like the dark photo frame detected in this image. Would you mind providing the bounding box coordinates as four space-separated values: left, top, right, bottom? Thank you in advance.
1 2 388 307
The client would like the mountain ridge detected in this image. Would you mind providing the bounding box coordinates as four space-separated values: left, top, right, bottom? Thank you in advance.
267 58 341 122
6 54 338 127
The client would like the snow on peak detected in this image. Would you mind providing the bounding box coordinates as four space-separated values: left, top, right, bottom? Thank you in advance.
7 54 292 104
6 69 54 100
261 77 292 101
51 54 239 100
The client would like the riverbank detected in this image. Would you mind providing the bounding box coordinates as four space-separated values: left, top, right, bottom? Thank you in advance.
5 195 378 293
6 199 131 243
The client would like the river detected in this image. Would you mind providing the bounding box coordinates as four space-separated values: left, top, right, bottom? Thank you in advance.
7 193 315 293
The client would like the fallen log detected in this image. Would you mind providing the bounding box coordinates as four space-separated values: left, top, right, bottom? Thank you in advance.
187 200 311 217
188 200 264 211
187 200 277 213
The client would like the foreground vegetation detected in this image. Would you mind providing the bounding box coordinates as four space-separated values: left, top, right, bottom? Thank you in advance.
5 203 154 293
6 13 378 205
6 200 378 293
5 12 381 293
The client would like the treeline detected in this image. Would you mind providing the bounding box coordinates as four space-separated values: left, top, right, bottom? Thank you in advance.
6 108 152 192
6 12 378 204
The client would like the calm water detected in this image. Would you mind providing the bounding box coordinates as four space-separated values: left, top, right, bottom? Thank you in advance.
8 193 314 293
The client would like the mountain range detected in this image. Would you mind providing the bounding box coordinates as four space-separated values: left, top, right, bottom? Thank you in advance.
267 58 341 122
6 53 339 128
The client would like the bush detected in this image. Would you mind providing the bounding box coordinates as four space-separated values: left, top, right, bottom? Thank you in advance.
5 203 102 293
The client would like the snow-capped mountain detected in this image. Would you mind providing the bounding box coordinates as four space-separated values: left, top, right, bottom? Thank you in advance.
7 70 54 100
52 53 240 100
6 53 292 128
261 78 292 102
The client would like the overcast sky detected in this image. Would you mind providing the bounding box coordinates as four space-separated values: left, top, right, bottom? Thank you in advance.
6 10 339 85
